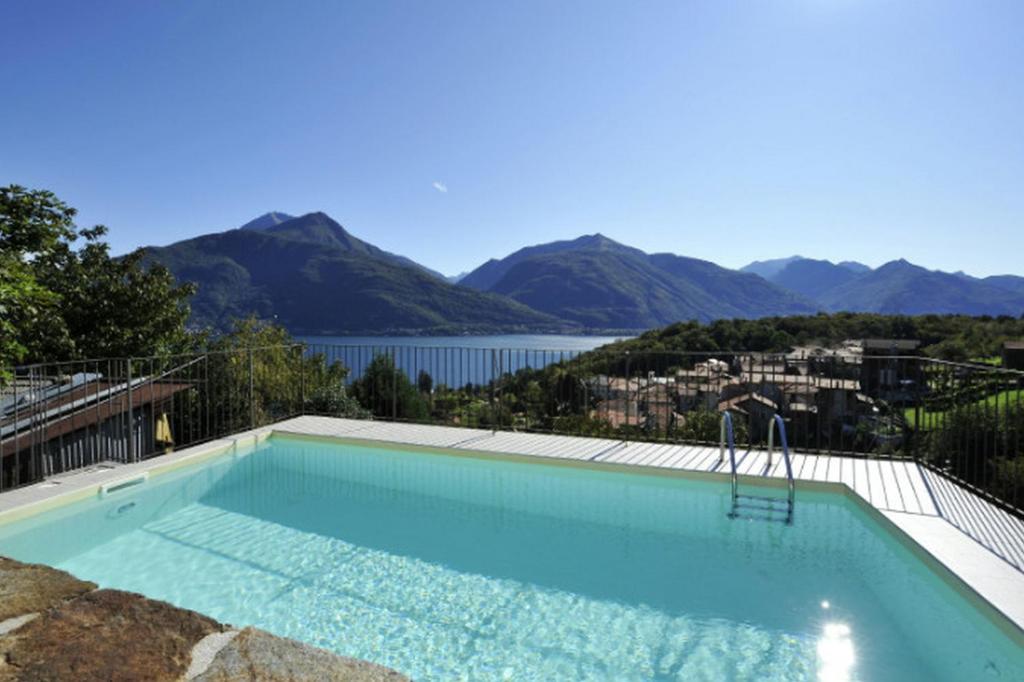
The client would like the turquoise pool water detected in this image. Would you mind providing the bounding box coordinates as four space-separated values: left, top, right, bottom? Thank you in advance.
1 436 1021 680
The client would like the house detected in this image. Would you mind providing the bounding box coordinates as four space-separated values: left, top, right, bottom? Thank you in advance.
594 398 641 428
1 372 192 488
718 392 778 441
1003 341 1024 371
860 339 922 355
859 339 922 400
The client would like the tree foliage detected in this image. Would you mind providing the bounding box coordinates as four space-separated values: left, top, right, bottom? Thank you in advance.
351 354 429 421
205 318 367 428
1 185 195 367
593 313 1024 362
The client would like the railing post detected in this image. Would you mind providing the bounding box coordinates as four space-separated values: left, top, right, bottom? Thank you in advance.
11 372 18 489
391 347 398 420
624 351 631 442
248 347 255 429
126 358 135 463
491 348 497 434
299 344 306 415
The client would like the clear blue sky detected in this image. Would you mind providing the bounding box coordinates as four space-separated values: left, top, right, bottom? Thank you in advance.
2 1 1021 277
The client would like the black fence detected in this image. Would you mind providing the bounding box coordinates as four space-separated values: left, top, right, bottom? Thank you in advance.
2 344 1022 517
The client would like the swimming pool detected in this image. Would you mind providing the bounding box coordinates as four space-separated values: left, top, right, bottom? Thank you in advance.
0 435 1021 680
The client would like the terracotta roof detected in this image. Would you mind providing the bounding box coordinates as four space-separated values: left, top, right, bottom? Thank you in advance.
717 393 778 413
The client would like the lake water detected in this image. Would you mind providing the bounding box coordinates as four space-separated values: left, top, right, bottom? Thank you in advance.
297 335 629 386
298 334 628 351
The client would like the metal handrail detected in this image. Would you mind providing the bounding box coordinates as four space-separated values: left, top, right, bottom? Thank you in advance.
767 413 796 522
723 411 795 523
720 412 738 503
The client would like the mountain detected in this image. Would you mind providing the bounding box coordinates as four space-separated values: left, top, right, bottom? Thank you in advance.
818 260 1024 316
741 255 1024 316
838 261 871 274
982 275 1024 297
943 271 1024 297
460 234 644 291
769 258 860 301
445 271 470 284
739 256 804 280
461 235 816 328
144 212 564 334
239 212 295 231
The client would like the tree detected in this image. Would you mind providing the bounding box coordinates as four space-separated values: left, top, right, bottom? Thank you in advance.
205 317 366 430
352 354 428 421
417 369 433 395
1 185 195 367
1 186 75 367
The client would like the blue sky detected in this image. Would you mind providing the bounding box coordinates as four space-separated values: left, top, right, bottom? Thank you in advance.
2 1 1021 277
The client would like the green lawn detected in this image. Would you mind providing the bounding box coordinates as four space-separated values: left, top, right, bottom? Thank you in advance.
904 389 1024 429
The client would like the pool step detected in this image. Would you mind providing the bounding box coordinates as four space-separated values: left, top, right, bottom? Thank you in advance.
720 413 795 525
729 494 793 523
732 494 789 512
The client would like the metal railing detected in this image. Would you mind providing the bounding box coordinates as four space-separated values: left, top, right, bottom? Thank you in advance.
767 414 796 523
2 343 1022 518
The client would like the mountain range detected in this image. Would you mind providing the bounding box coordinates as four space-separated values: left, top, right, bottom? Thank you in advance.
741 256 1024 316
142 212 1024 334
460 234 814 328
143 212 562 334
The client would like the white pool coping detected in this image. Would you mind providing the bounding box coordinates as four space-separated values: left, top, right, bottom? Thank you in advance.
2 416 1023 645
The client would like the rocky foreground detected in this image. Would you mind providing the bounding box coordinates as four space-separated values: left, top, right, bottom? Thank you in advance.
0 557 407 681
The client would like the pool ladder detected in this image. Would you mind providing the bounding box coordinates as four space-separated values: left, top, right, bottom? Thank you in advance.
719 413 795 524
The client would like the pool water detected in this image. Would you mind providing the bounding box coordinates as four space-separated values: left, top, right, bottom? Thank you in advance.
1 436 1021 680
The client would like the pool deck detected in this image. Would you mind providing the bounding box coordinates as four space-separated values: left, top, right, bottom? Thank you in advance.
2 415 1023 641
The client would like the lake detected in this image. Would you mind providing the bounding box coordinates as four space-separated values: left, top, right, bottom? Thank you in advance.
298 334 628 351
298 335 630 386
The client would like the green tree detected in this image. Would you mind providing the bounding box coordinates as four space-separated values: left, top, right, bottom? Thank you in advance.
206 318 367 430
352 354 428 421
1 185 195 367
1 186 75 367
417 369 433 395
671 409 748 445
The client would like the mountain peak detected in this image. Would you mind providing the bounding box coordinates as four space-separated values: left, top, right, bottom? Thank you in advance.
239 212 295 231
878 258 918 271
573 233 620 249
837 260 872 274
739 256 805 280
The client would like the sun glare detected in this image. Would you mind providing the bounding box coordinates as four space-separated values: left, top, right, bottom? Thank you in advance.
817 622 856 682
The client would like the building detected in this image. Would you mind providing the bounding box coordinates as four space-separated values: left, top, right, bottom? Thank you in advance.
1 373 191 488
718 392 779 441
859 339 922 400
1003 341 1024 371
860 339 922 355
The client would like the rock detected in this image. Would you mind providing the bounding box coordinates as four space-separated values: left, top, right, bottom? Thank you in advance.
0 556 405 681
193 627 409 682
0 589 222 682
0 557 96 622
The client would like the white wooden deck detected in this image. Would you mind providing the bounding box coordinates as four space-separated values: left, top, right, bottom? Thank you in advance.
272 415 1024 631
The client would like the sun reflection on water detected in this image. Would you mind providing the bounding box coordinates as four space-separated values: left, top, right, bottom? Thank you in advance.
817 622 856 682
